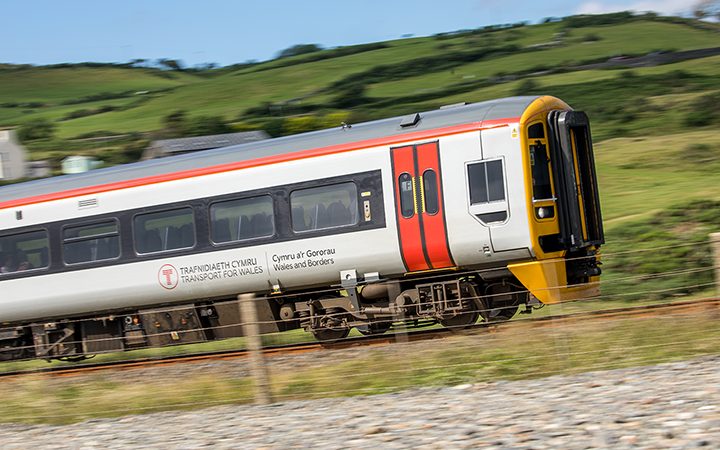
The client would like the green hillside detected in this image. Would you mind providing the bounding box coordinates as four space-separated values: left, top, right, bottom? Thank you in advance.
2 12 720 301
0 14 717 138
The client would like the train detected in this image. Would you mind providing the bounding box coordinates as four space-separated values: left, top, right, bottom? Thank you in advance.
0 95 604 361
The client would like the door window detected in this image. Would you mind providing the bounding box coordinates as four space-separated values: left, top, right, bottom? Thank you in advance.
398 173 415 218
467 159 508 224
468 160 506 205
422 170 439 215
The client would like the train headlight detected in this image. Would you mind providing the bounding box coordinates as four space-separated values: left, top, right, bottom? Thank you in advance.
535 206 555 219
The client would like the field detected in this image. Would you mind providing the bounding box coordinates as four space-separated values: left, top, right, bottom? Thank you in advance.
1 310 718 425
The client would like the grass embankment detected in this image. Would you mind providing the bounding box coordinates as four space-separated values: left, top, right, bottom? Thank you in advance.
1 312 718 425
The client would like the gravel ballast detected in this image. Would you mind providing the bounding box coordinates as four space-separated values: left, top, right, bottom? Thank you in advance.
1 355 719 449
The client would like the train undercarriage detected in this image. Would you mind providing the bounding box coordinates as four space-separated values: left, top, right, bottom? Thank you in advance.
0 271 534 362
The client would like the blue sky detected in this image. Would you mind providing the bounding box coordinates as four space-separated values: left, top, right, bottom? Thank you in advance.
1 0 696 67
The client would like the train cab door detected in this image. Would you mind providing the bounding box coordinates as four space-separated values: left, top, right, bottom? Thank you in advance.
547 111 604 251
391 142 455 272
466 126 529 254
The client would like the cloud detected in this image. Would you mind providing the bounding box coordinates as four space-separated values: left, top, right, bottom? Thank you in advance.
576 0 694 15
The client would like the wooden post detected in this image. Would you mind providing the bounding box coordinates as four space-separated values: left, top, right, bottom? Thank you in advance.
711 233 720 299
239 293 273 405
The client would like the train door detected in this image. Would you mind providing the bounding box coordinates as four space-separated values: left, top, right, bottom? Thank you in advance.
391 141 455 272
466 126 530 254
547 111 604 250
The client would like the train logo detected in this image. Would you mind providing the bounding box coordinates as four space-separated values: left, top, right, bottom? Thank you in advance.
158 264 179 290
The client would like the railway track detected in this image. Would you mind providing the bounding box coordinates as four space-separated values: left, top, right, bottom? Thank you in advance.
1 297 717 380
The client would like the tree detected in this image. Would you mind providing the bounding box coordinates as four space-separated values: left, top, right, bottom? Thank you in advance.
333 83 368 108
693 0 720 19
276 44 323 59
128 58 148 67
17 119 56 142
157 58 185 71
184 115 231 136
162 110 187 137
515 78 539 95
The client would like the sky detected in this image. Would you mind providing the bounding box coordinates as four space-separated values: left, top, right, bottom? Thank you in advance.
0 0 698 67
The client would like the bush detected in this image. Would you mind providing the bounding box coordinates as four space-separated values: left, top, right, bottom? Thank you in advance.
514 79 539 95
332 83 368 108
17 119 56 141
562 11 636 29
602 200 720 301
183 115 232 137
277 44 323 59
683 92 720 127
283 116 321 135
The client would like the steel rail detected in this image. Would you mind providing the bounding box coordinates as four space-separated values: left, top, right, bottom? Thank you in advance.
0 297 717 380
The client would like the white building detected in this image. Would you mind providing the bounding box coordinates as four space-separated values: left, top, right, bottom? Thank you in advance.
0 130 28 181
61 156 103 174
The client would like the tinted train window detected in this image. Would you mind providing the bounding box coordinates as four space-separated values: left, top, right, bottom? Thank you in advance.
528 123 545 139
63 220 120 264
134 208 195 254
0 230 49 273
530 143 553 200
422 170 439 215
291 182 358 232
468 160 506 204
210 196 274 244
398 173 415 218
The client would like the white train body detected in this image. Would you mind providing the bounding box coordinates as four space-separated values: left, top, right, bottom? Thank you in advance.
0 96 603 359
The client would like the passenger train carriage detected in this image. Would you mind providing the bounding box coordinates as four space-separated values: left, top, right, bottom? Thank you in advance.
0 96 603 360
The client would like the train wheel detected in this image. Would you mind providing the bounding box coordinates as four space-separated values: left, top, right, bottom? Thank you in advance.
439 308 480 329
357 319 392 336
311 327 350 341
439 282 483 329
311 307 350 341
488 303 519 321
485 283 523 322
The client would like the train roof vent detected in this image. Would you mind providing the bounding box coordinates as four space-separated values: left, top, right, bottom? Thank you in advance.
400 113 421 128
78 198 99 209
439 102 468 110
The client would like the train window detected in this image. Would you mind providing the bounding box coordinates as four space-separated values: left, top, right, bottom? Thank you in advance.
210 196 274 244
134 207 195 254
291 182 358 232
422 170 439 215
530 142 553 200
398 173 415 218
63 220 120 264
0 230 49 274
528 123 545 139
468 160 506 205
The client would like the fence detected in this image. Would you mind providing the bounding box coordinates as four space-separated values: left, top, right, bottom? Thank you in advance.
0 235 719 423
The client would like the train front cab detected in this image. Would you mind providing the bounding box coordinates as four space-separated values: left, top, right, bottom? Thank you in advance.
508 96 604 305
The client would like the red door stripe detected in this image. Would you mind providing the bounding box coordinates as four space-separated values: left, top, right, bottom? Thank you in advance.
416 142 454 269
391 145 430 272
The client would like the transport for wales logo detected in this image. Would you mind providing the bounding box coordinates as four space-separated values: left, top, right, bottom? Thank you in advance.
158 264 179 290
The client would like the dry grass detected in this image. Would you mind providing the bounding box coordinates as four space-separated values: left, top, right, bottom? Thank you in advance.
1 311 718 425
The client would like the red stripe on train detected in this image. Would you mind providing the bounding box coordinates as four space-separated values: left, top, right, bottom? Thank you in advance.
0 118 517 210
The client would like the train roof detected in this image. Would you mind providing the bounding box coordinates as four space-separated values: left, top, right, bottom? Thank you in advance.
0 96 540 206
